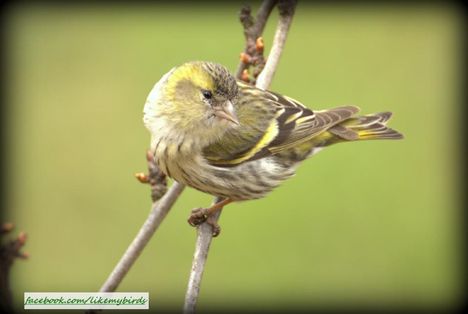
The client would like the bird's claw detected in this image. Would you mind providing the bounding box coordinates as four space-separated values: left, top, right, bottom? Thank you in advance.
206 215 221 237
187 208 221 237
188 208 208 226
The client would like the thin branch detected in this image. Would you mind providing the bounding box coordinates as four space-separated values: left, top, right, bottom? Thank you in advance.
183 198 223 314
183 1 298 313
99 181 185 293
256 0 297 90
135 150 168 203
235 0 277 79
0 223 28 312
95 147 182 298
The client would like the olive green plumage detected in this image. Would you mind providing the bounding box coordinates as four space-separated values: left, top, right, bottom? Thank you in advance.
143 61 403 201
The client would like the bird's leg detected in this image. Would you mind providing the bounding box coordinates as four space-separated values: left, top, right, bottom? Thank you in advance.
188 198 232 236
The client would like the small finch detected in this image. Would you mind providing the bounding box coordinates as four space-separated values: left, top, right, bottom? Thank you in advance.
143 61 403 235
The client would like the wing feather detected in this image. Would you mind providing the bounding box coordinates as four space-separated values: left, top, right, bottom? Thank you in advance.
203 82 359 167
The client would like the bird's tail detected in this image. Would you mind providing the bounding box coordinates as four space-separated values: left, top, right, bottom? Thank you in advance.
326 112 403 144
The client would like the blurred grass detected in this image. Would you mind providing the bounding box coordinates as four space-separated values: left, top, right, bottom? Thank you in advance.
4 2 462 311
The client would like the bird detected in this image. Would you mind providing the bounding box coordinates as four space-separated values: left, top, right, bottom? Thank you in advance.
143 61 403 236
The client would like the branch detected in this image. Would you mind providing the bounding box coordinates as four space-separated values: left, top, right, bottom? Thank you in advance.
99 168 185 292
135 151 168 203
0 223 28 312
183 1 298 313
183 198 223 313
256 0 297 89
235 0 277 80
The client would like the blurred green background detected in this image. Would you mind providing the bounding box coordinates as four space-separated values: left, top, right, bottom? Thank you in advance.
4 2 463 311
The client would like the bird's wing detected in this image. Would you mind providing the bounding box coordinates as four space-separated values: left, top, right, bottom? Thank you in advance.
203 82 359 167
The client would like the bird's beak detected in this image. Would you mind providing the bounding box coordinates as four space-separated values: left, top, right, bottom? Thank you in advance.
214 100 239 125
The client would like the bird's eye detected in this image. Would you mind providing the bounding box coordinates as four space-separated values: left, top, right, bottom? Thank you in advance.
202 90 212 100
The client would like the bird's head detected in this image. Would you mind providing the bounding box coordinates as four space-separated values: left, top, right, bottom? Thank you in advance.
144 61 240 144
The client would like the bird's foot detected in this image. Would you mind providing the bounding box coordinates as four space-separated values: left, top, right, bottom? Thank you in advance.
206 215 221 237
187 208 221 237
187 207 208 226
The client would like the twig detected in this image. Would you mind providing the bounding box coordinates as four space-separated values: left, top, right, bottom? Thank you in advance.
1 223 28 312
98 181 185 293
183 1 298 313
256 0 297 89
135 150 168 202
235 0 277 81
92 152 182 310
89 180 184 314
183 198 223 313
